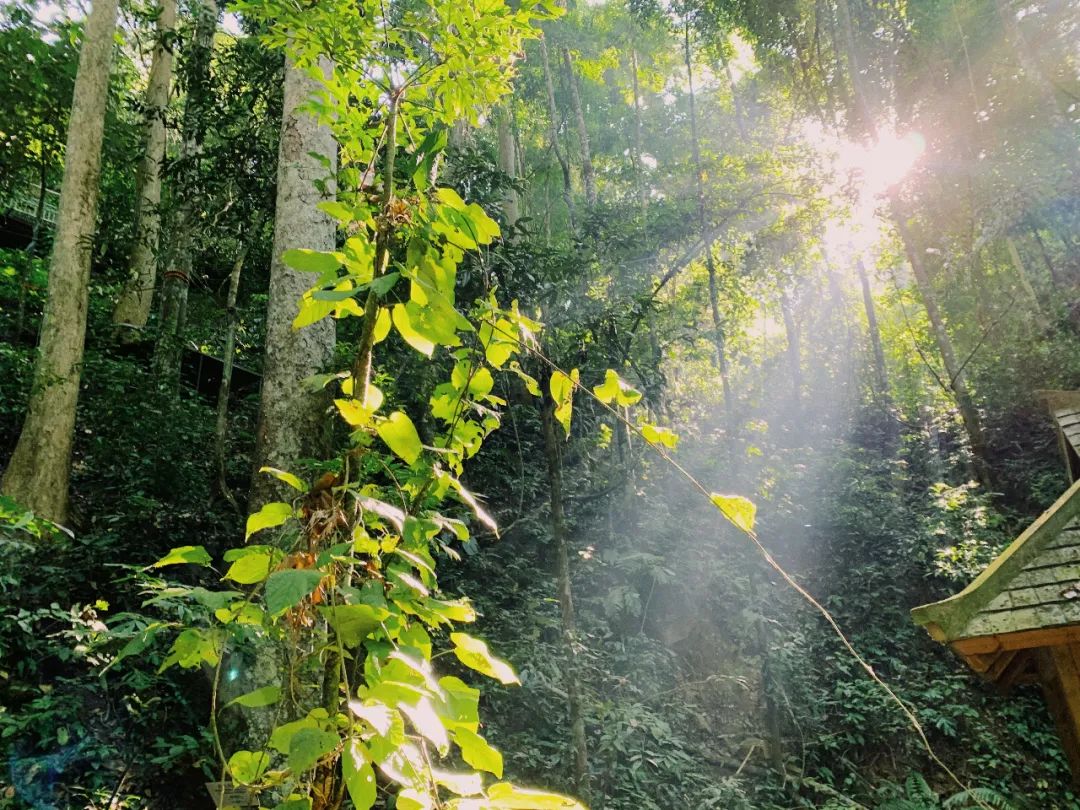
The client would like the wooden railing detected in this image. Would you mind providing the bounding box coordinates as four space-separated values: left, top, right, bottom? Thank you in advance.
1 177 60 228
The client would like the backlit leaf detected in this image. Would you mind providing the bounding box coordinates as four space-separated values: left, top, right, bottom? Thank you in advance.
449 632 519 685
152 545 212 568
245 502 293 540
454 727 503 777
710 493 757 534
343 739 377 810
226 685 281 709
378 411 423 465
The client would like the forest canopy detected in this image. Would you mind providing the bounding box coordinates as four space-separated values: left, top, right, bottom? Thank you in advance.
1 0 1079 807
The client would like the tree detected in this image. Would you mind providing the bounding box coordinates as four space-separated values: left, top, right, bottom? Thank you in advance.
1 0 120 522
111 0 177 336
248 54 338 510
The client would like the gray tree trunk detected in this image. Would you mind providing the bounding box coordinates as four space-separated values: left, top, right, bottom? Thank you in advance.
539 35 575 235
112 0 177 336
561 46 596 207
1 0 120 523
249 55 337 510
856 258 889 399
153 0 218 387
495 102 519 229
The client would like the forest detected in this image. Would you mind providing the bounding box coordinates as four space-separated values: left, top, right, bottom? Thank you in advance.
1 0 1079 806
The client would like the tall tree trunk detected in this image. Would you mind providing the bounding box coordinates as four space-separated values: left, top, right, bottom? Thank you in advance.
1006 236 1050 332
495 102 519 229
856 258 889 399
539 35 575 235
249 55 338 510
112 0 177 336
630 48 648 221
541 382 590 802
891 201 994 490
561 46 596 207
1031 227 1064 289
1 0 120 523
214 239 251 512
780 288 802 407
684 22 734 423
719 46 748 143
14 153 48 340
153 0 218 387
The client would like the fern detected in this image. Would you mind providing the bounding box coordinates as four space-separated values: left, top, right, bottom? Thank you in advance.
942 787 1013 810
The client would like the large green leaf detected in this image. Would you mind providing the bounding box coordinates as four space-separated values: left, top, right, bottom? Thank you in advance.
454 727 503 777
452 783 585 809
228 749 270 784
152 545 212 568
282 248 341 273
449 632 519 685
343 739 377 810
264 569 323 616
549 369 579 437
593 369 642 407
225 685 281 709
245 502 293 540
377 411 423 465
224 549 273 584
287 726 339 773
319 603 389 647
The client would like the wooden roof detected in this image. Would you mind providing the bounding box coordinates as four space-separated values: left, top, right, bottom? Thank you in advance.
912 478 1080 647
1042 391 1080 482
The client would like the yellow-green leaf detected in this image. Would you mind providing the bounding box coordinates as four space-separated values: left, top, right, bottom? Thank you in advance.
259 466 305 492
454 727 503 777
245 502 293 539
224 550 272 584
377 411 423 465
343 739 377 810
593 369 642 406
152 545 212 568
449 632 519 685
393 303 436 356
549 369 579 438
710 493 757 534
225 685 281 709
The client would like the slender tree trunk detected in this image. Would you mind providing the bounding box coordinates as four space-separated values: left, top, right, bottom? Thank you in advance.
719 46 748 143
495 102 519 229
891 199 994 490
249 55 338 510
541 383 590 802
561 46 596 207
153 0 218 387
539 35 575 234
214 240 251 512
685 22 734 423
1006 236 1050 332
856 258 889 398
1031 227 1064 289
630 48 648 220
780 288 802 407
112 0 177 336
1 0 120 523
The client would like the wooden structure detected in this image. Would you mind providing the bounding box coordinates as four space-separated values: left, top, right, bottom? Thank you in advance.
912 391 1080 781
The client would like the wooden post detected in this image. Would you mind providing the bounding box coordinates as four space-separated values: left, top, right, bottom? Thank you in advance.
1039 645 1080 783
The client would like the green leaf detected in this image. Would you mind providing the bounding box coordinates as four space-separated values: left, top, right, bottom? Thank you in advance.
454 727 503 777
288 726 339 773
593 369 642 406
436 187 468 211
343 739 377 810
549 369 579 438
228 749 270 784
640 422 678 449
245 502 293 540
152 545 212 568
264 569 324 616
226 685 282 709
393 303 436 356
465 783 586 809
319 603 389 647
317 200 355 223
449 632 519 685
259 466 306 492
377 411 423 465
282 249 341 273
224 549 272 584
269 718 319 755
710 493 757 534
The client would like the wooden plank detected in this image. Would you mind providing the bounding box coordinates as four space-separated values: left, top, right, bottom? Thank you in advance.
996 650 1034 691
952 624 1080 654
1024 547 1080 569
1048 645 1080 784
987 649 1019 681
1009 565 1080 589
995 581 1080 609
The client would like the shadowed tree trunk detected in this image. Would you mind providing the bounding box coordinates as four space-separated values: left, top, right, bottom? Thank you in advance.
249 55 338 510
153 0 218 387
561 46 596 207
112 0 177 336
539 35 575 235
1 0 120 523
495 102 519 229
856 258 889 399
541 378 590 802
684 21 734 424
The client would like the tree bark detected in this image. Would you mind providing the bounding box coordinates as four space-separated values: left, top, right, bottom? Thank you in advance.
249 55 338 510
1006 236 1050 332
153 0 218 387
539 35 575 235
856 258 889 399
1030 227 1064 290
112 0 177 336
684 22 734 423
541 381 590 801
561 46 596 207
630 48 648 220
891 198 994 490
214 240 251 512
495 102 519 229
1 0 120 523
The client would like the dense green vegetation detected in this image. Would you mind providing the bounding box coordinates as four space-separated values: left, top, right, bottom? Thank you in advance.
1 0 1079 807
